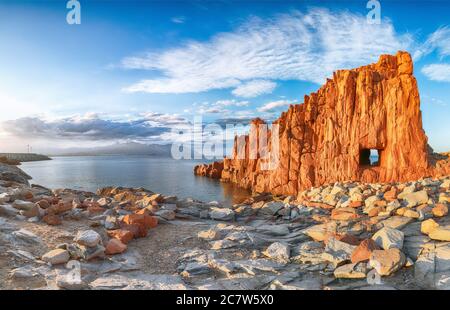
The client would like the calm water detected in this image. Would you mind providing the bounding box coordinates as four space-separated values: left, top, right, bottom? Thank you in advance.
20 156 251 206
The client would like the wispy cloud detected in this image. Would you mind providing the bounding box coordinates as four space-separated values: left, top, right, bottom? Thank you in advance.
258 99 298 112
414 26 450 60
415 26 450 83
231 80 277 97
422 63 450 82
171 16 186 24
122 8 412 96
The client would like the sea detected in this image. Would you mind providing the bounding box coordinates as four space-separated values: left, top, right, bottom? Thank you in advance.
20 156 251 206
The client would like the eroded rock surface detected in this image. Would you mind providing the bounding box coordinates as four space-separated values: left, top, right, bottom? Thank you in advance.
195 52 450 195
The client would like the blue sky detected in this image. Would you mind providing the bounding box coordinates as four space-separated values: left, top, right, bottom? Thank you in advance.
0 0 449 153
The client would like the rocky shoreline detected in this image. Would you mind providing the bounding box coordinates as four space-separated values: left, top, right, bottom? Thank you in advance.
0 161 449 290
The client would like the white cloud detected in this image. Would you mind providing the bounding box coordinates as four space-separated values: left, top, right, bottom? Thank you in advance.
231 80 277 97
422 64 450 82
414 26 450 60
1 112 190 141
258 100 298 112
122 8 412 95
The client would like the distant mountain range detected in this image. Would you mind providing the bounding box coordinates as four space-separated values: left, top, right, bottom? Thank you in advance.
49 142 172 157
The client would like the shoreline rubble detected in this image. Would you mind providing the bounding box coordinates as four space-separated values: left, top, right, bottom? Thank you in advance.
0 161 449 290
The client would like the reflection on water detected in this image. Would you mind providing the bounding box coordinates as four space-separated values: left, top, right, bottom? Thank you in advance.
20 156 251 206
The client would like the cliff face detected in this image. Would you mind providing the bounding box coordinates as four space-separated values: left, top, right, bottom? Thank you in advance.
194 51 450 195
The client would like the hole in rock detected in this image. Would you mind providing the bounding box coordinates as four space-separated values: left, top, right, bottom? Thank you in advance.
359 149 381 166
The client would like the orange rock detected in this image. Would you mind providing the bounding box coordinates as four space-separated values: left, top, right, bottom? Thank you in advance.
122 223 148 238
123 213 158 229
107 229 134 244
194 52 450 195
47 201 73 215
324 233 360 246
144 215 158 228
384 188 398 201
105 239 127 255
43 214 62 226
351 239 380 263
331 208 359 221
136 208 150 215
349 201 363 208
432 204 448 217
87 204 105 214
36 199 50 209
368 206 384 217
23 191 34 200
373 200 387 207
303 201 334 209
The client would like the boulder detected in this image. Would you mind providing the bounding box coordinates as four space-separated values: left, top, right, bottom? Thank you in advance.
384 188 398 201
104 215 119 230
369 248 406 276
259 201 284 216
432 204 448 217
322 238 356 267
303 222 337 242
105 239 127 255
377 216 413 230
421 219 439 235
263 242 290 263
107 229 134 244
401 190 428 208
429 226 450 242
156 209 176 220
123 213 157 229
403 209 420 219
331 208 359 221
209 207 235 221
197 229 222 241
371 227 404 250
12 200 35 211
74 230 101 247
43 214 62 226
351 239 381 263
334 262 368 279
0 204 19 217
42 249 70 265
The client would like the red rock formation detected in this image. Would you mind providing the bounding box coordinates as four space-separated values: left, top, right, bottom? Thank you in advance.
194 51 450 195
194 161 224 179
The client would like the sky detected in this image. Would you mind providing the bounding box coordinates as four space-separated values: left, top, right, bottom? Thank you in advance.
0 0 449 154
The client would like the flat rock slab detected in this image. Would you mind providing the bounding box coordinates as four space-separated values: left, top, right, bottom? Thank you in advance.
89 273 190 290
377 216 413 230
